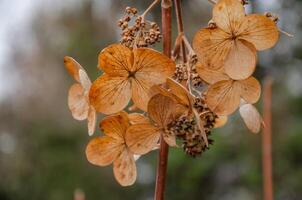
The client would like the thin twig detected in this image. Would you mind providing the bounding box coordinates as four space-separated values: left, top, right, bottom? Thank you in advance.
154 1 172 200
142 0 161 19
262 76 274 200
174 0 187 63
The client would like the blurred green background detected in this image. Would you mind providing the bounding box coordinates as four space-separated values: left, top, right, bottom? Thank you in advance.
0 0 301 199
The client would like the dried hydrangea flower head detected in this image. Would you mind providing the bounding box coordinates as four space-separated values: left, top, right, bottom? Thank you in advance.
89 44 175 114
64 56 96 135
118 6 162 48
85 112 139 186
193 0 279 80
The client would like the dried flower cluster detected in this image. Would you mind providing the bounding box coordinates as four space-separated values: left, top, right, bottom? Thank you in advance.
63 0 280 186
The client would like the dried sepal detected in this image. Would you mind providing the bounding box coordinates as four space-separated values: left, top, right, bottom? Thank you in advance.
195 63 229 84
128 113 150 124
239 103 263 133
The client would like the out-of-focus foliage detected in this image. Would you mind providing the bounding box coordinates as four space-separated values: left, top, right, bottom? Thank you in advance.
0 0 302 199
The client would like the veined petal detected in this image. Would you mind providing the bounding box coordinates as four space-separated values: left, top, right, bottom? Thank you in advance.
79 69 92 93
224 40 257 80
238 14 279 51
64 56 84 82
213 0 245 33
85 136 123 167
89 74 131 114
128 113 150 125
98 44 133 76
148 94 176 128
166 78 192 107
239 103 263 133
205 80 241 115
131 78 153 111
195 63 230 84
239 76 261 104
126 123 160 155
214 115 228 128
87 106 96 136
100 112 130 140
163 132 177 147
113 149 137 186
68 83 89 120
193 28 232 70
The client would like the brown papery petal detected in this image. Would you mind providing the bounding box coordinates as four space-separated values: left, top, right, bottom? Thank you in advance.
100 112 130 140
85 136 123 167
89 74 131 114
131 78 153 112
79 69 92 93
193 28 232 70
239 14 279 51
113 149 137 186
213 0 245 33
128 113 149 125
239 76 261 104
87 106 96 136
224 40 257 80
126 123 160 155
148 94 176 128
196 63 230 84
166 78 192 107
64 56 84 82
133 48 175 82
163 132 177 147
98 44 133 76
68 83 89 120
205 80 241 115
239 104 263 133
214 115 228 128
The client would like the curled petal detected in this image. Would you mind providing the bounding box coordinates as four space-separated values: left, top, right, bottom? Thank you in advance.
213 0 245 33
239 14 279 51
224 40 257 80
79 69 92 93
87 106 96 136
166 78 192 107
239 76 261 104
196 63 230 84
68 83 89 120
85 136 123 167
205 80 241 115
239 104 263 133
113 149 137 186
100 112 130 140
126 123 160 155
89 74 131 114
98 44 133 76
64 56 84 82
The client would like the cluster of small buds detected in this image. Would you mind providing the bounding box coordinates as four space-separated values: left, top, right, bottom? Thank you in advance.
168 116 214 157
265 12 279 23
118 7 162 48
173 63 188 83
191 64 204 88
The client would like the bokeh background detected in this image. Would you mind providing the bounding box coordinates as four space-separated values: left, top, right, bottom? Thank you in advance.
0 0 301 199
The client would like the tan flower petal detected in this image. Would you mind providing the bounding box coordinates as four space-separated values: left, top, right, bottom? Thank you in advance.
239 76 261 104
89 74 131 114
128 113 149 125
100 112 129 140
85 136 123 167
166 78 192 107
79 69 92 93
239 14 279 51
239 104 263 133
131 78 152 111
148 94 176 128
133 48 175 82
163 133 177 147
68 83 89 120
224 40 257 80
213 0 245 33
98 44 133 76
205 80 241 115
87 106 96 136
196 63 230 84
193 28 232 70
126 123 160 155
64 56 83 82
113 149 137 186
214 115 228 128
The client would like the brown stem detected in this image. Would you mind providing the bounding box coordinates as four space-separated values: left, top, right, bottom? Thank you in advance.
262 76 274 200
154 1 172 200
174 0 186 63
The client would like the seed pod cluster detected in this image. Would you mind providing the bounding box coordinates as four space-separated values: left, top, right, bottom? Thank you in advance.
265 12 279 23
173 63 188 83
118 7 162 48
189 54 204 88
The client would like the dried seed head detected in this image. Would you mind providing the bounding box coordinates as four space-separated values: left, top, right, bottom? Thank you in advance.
173 63 188 83
265 12 279 23
240 0 249 5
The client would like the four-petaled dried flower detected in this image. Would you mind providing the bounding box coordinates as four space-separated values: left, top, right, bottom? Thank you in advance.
64 56 96 135
193 0 279 80
89 44 175 114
